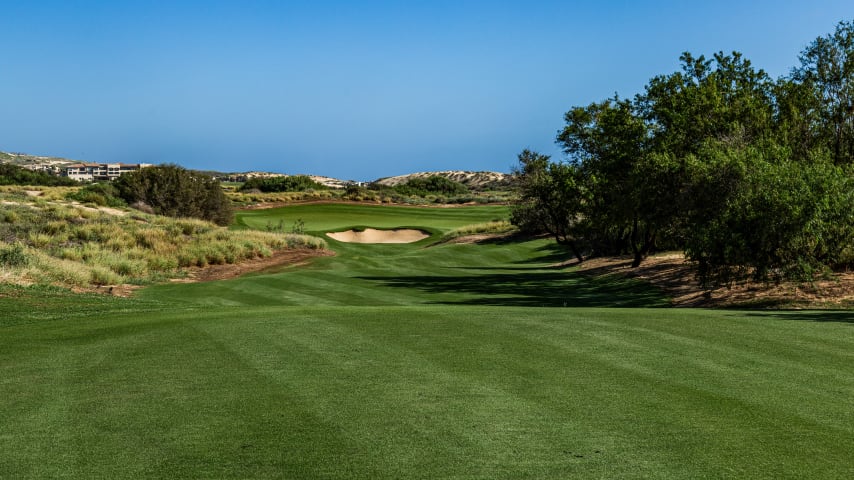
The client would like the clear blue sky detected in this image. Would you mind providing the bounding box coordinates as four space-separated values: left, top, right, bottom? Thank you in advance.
1 1 851 180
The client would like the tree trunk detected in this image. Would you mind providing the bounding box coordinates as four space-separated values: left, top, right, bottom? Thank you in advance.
631 224 655 268
555 236 584 264
630 219 642 268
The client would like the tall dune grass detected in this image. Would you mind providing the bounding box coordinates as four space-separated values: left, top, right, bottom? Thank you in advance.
0 190 326 290
440 220 516 241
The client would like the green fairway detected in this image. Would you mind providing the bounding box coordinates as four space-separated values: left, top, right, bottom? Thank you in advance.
2 203 853 478
2 304 853 478
234 203 509 234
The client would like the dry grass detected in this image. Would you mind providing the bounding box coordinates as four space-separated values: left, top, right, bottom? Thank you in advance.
574 252 854 308
0 187 326 292
439 220 516 242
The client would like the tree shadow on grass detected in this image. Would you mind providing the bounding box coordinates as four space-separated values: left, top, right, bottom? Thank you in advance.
742 311 854 325
357 271 668 308
513 242 576 265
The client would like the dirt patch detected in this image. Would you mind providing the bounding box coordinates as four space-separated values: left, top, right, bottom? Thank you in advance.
176 248 334 283
439 231 521 245
86 248 333 296
24 190 43 197
326 228 430 244
68 201 127 216
572 253 854 308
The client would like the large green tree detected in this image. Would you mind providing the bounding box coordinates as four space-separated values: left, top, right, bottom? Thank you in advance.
516 23 854 284
641 51 774 157
114 165 233 226
558 97 672 267
510 149 587 263
793 20 854 165
683 144 854 285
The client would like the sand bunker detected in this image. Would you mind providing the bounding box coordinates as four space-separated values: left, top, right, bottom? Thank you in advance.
326 228 429 244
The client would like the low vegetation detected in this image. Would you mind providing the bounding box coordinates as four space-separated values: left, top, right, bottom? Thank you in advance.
114 164 234 225
226 174 513 207
0 162 77 186
439 220 516 241
239 174 328 193
0 189 324 290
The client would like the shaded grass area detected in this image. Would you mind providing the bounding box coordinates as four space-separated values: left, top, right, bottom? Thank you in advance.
1 305 853 478
357 270 664 307
140 233 667 308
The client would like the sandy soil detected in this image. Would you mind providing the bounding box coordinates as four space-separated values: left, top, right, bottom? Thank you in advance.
95 248 334 296
174 248 334 283
572 253 854 308
68 201 127 216
1 198 126 216
326 228 429 244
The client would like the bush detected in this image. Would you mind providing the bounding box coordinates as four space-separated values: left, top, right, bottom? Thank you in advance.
114 165 233 225
0 243 29 267
0 163 77 186
66 182 126 207
239 175 327 193
684 147 854 285
391 176 468 197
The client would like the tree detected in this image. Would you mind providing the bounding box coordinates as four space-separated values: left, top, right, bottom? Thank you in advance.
558 97 663 267
683 145 854 285
114 165 233 225
641 51 774 158
520 26 854 284
510 149 587 263
0 163 77 186
394 175 468 196
240 175 327 193
793 20 854 165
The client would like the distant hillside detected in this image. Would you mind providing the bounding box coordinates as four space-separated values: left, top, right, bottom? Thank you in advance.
2 150 511 191
373 171 511 190
0 151 78 170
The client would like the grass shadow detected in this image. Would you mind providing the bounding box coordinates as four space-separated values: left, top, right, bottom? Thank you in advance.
512 242 577 265
742 311 854 324
357 271 668 308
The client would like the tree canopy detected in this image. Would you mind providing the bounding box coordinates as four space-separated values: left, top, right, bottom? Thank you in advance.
513 20 854 285
239 175 327 193
114 165 233 226
0 163 77 187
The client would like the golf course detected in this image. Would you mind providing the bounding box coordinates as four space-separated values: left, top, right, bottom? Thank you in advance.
1 202 852 479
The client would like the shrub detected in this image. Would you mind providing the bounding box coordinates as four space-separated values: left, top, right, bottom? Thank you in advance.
392 176 468 197
441 221 516 241
0 243 29 267
66 183 127 208
90 266 121 285
114 164 233 225
239 175 327 193
0 163 78 187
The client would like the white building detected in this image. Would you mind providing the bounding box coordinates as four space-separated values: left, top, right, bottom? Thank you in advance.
63 163 152 182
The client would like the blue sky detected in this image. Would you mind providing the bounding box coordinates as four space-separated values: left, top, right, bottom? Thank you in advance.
1 1 851 180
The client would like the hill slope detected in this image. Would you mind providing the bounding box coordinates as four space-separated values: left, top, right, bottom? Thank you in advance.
373 170 511 189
